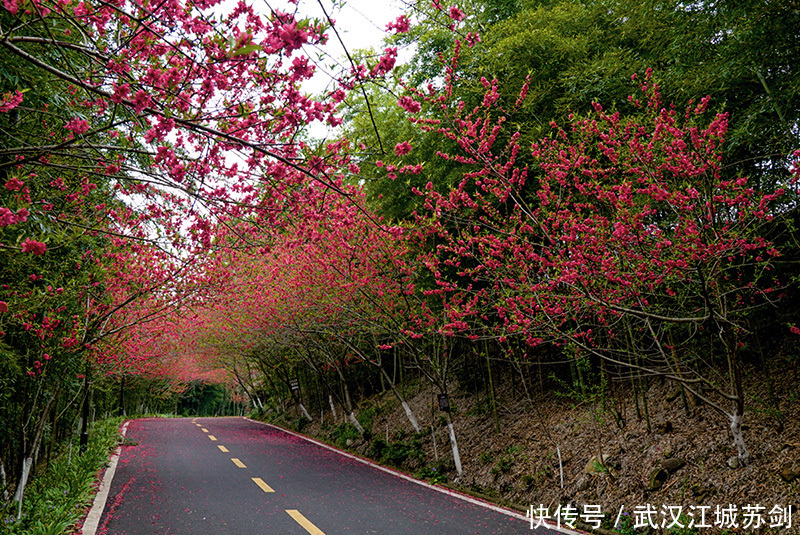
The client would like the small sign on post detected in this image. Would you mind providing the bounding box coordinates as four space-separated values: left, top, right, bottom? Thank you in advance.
437 393 450 412
289 378 300 391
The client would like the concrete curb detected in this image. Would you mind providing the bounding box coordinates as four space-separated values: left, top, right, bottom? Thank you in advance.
81 420 129 535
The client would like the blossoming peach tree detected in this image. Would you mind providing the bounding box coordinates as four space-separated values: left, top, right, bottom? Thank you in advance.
402 54 798 466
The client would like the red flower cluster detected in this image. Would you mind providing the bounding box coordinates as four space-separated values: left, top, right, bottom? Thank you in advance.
448 6 466 21
386 15 410 34
394 141 412 156
0 90 23 112
21 239 47 255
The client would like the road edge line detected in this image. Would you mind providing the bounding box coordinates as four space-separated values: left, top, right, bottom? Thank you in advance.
81 420 129 535
244 418 584 535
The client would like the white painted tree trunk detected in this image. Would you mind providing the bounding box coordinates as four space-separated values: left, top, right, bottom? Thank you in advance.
445 413 463 476
730 409 752 466
556 444 564 489
335 367 363 436
14 457 32 519
1 459 8 503
377 366 421 433
400 401 421 433
329 395 337 422
299 403 313 422
348 411 365 434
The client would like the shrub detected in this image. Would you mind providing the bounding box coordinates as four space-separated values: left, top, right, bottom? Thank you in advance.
2 417 124 534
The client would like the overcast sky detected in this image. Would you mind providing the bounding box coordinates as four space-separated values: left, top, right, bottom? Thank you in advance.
323 0 405 51
300 0 407 91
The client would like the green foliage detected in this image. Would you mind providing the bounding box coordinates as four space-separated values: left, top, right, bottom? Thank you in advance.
518 463 554 489
490 455 514 476
289 417 310 433
417 463 449 485
368 437 388 457
368 435 424 467
489 444 527 476
2 417 124 534
329 422 361 448
356 405 378 431
549 356 605 409
177 382 234 416
504 444 524 456
748 393 786 423
589 457 611 476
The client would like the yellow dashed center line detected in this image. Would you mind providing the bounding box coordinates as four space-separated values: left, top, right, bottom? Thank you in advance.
217 445 229 453
201 428 208 433
287 510 325 535
251 477 274 493
231 458 246 468
208 435 217 441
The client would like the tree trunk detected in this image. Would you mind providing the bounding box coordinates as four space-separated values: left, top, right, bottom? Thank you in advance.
730 407 752 466
118 375 126 416
328 394 337 422
376 365 421 433
80 377 90 452
335 366 364 436
348 411 365 434
485 348 499 434
721 323 751 466
1 459 9 505
15 388 58 518
431 424 439 461
13 458 32 520
444 411 463 477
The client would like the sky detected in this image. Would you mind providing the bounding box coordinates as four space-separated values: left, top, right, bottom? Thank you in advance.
303 0 407 87
321 0 406 51
296 0 408 136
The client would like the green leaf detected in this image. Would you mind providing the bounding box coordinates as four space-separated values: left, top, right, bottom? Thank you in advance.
231 44 261 57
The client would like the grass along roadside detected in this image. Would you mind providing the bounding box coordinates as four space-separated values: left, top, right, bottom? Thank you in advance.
2 417 125 535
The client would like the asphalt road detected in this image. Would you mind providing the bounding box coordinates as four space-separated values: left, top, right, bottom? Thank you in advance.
95 417 570 535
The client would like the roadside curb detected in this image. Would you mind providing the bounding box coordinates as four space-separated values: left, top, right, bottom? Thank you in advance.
245 417 587 535
81 420 130 535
